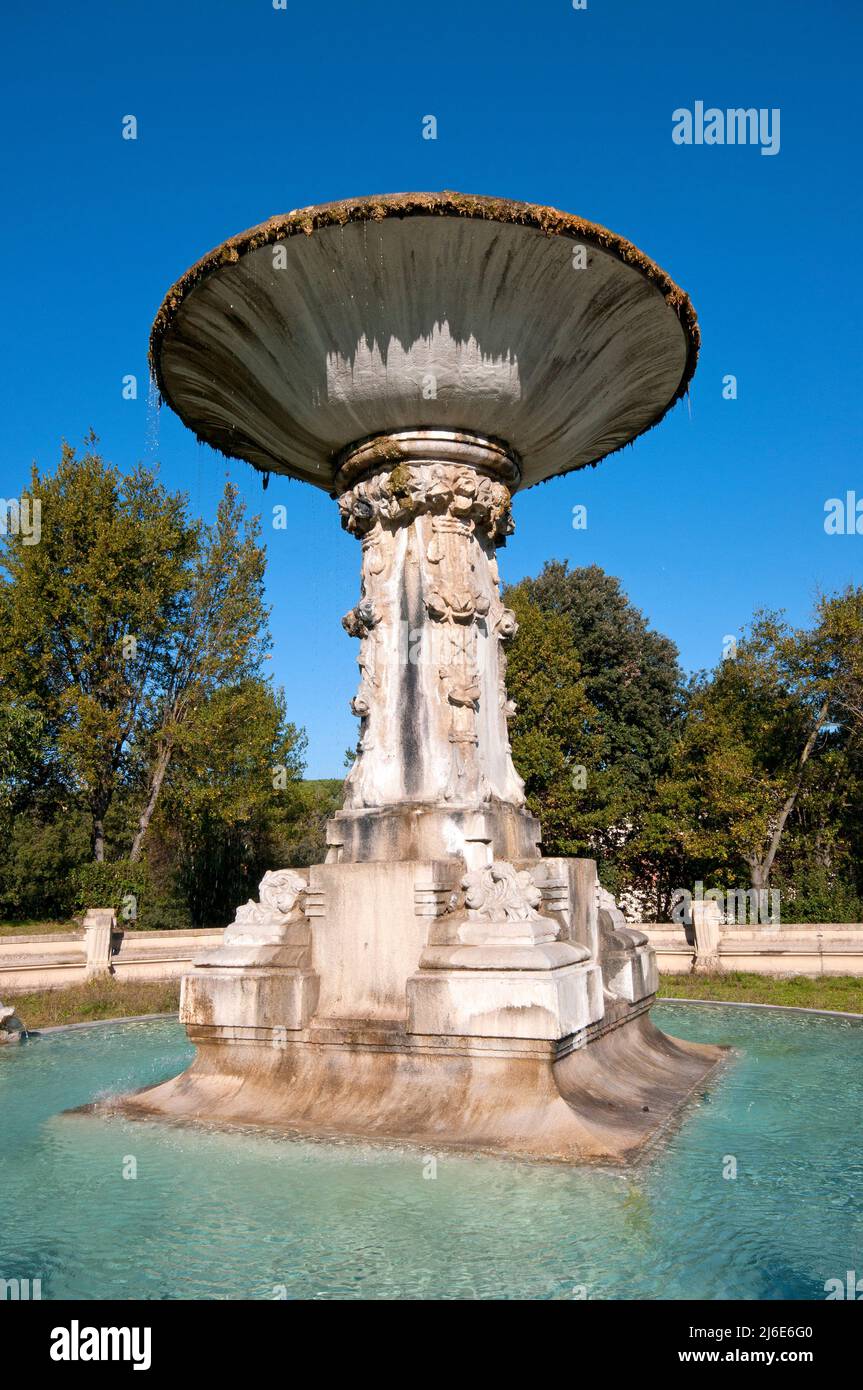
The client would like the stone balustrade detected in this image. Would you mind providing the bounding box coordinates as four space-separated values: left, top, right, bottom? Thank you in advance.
640 921 863 976
0 926 225 993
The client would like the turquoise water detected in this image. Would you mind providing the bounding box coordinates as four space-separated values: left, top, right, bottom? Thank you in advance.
1 1004 861 1300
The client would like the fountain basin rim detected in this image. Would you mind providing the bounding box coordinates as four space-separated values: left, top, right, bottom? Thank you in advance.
24 1000 863 1043
660 997 863 1022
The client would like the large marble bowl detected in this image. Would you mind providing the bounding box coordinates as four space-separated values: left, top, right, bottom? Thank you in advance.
150 191 698 492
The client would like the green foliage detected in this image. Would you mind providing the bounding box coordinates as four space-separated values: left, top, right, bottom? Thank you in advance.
72 858 153 927
0 434 197 858
774 866 863 924
631 593 863 915
0 700 46 815
506 561 680 876
0 437 314 928
506 591 620 856
508 561 681 803
506 565 863 921
152 679 307 925
0 810 90 920
277 778 344 868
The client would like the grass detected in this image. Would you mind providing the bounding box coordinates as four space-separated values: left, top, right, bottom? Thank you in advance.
659 970 863 1014
0 919 79 937
5 978 181 1030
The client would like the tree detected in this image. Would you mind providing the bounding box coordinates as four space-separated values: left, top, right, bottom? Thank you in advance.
278 778 344 868
507 561 682 806
155 679 306 924
0 698 45 817
648 612 833 897
0 438 290 899
128 481 271 861
625 591 863 919
505 590 621 860
0 435 195 860
809 586 863 735
505 562 681 891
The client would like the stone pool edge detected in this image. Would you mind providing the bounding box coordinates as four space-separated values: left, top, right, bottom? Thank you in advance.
27 1012 179 1035
660 998 863 1021
27 1000 863 1037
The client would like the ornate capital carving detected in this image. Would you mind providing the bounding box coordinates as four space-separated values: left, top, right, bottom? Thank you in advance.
337 462 514 543
334 428 521 493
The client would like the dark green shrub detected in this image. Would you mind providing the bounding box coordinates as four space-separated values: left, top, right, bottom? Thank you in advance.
72 859 154 929
0 811 89 920
777 866 863 924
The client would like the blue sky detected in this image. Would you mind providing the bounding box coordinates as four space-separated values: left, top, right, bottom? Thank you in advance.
1 0 860 776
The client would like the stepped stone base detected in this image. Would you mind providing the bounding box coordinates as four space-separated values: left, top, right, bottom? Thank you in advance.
115 1005 722 1163
102 854 724 1163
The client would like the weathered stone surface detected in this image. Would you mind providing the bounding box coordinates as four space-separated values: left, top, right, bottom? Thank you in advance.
180 968 319 1033
82 908 117 979
151 194 697 490
692 898 724 971
185 869 319 1030
406 962 604 1041
106 193 717 1163
531 857 601 959
195 868 310 967
112 851 723 1162
595 883 658 1003
326 802 541 866
0 1001 25 1043
334 434 529 860
602 937 659 1004
307 860 456 1023
110 1010 722 1164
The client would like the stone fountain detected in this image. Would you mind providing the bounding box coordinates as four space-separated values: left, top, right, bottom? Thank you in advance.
123 192 721 1160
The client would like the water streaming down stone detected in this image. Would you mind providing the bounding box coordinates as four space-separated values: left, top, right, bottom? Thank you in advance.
112 190 720 1161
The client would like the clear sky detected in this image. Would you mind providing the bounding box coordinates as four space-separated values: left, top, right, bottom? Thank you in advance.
1 0 860 776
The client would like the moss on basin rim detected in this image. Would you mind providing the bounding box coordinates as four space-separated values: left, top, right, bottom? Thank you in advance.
151 191 699 371
149 191 700 488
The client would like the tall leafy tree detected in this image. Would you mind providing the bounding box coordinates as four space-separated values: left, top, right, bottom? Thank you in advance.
0 436 194 859
0 438 281 880
506 561 681 890
648 609 840 896
154 678 306 924
507 561 682 807
128 480 271 860
506 591 622 860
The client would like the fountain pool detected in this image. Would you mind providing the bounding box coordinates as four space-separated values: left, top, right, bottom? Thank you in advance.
1 1003 860 1300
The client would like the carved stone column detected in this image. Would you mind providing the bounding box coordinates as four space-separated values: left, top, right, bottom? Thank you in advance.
327 430 541 865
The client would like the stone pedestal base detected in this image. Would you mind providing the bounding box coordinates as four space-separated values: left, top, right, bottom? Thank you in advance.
406 962 604 1041
104 854 724 1164
112 1008 721 1163
326 803 542 866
